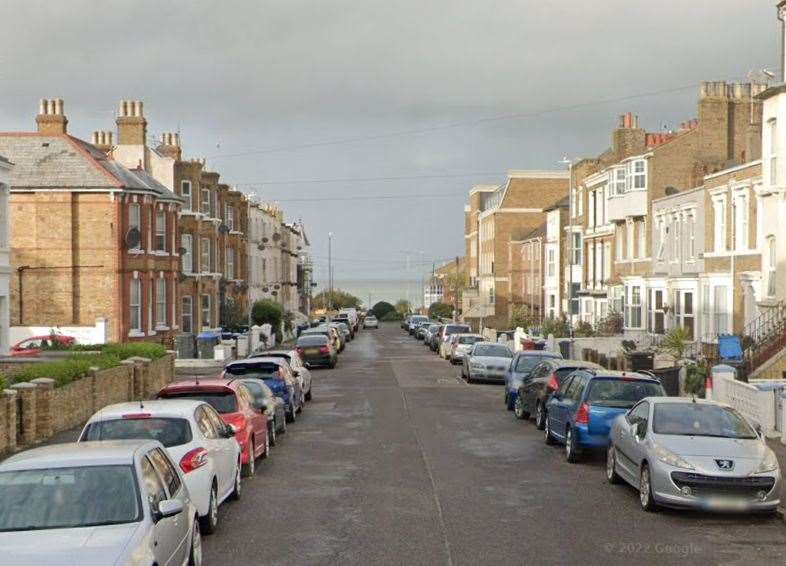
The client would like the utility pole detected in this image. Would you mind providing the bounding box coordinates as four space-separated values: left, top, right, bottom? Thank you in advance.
328 232 333 312
454 256 459 322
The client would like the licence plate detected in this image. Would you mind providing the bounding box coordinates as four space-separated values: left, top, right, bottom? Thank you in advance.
703 497 750 511
305 348 320 355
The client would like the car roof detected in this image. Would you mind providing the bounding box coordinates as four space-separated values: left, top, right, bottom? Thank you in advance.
0 440 159 471
261 350 293 356
517 350 561 357
552 359 603 369
232 356 285 366
472 341 506 346
456 333 483 338
648 397 729 407
86 400 205 422
573 369 659 382
159 378 237 393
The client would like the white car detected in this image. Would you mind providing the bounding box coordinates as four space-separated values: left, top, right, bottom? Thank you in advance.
363 315 379 329
80 399 241 535
0 440 202 566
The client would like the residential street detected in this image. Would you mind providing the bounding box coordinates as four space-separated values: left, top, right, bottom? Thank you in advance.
200 324 786 566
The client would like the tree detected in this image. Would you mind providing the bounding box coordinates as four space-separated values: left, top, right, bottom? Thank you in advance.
394 299 411 316
251 299 284 338
220 298 247 332
313 289 361 310
371 301 395 319
428 302 453 320
381 310 404 321
509 305 536 330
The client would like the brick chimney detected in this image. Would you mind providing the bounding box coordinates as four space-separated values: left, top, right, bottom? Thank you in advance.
35 98 68 135
157 132 181 160
612 112 646 160
91 130 114 154
116 100 147 145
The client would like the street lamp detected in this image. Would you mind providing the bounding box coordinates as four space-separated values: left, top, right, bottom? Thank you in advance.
328 232 333 312
559 156 576 338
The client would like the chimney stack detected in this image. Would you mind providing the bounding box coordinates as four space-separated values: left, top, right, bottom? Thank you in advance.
779 1 786 82
35 98 68 135
115 99 147 145
91 130 114 154
157 132 182 160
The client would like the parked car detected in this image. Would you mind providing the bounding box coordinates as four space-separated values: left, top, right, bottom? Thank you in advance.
157 379 269 477
302 325 342 353
607 397 781 513
407 315 429 334
0 440 201 566
427 324 444 351
462 342 514 383
330 322 351 348
544 370 666 463
79 400 241 534
422 323 440 346
262 349 314 401
401 314 412 330
439 324 471 358
450 333 484 364
221 357 304 422
295 333 338 368
414 320 436 340
509 356 591 420
363 315 379 329
10 334 75 357
332 315 355 339
229 378 287 445
338 308 360 331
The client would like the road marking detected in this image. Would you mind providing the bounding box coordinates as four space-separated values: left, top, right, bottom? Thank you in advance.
400 389 455 566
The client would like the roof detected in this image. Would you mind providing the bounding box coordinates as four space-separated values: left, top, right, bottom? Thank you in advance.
0 133 182 203
0 440 156 471
85 400 205 422
544 195 569 212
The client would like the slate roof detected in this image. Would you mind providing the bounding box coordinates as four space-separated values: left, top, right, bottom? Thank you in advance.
0 133 182 203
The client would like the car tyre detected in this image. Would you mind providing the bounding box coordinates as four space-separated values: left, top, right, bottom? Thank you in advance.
544 414 556 445
278 414 287 434
242 443 256 477
199 484 218 535
286 405 296 423
269 421 277 447
261 431 270 459
606 445 622 485
229 460 242 501
514 396 529 420
189 517 203 566
639 464 658 512
534 402 546 430
329 359 337 369
305 389 312 401
565 427 579 463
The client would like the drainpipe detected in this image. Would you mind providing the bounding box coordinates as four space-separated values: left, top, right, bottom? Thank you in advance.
16 266 29 325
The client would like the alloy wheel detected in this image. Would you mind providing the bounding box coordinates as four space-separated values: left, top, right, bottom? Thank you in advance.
639 465 657 512
535 403 545 430
514 397 525 419
606 446 621 484
189 519 202 566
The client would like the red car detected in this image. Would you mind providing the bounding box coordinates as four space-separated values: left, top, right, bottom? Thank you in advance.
157 379 269 477
10 334 75 357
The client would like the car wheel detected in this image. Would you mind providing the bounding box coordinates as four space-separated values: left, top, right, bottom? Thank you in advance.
188 517 203 566
606 445 622 485
544 414 556 445
242 442 255 477
329 359 337 369
535 402 546 430
199 484 218 535
269 421 277 447
305 389 312 401
279 413 287 434
286 405 296 423
261 431 270 459
639 464 658 512
229 460 242 500
565 427 579 463
514 396 529 420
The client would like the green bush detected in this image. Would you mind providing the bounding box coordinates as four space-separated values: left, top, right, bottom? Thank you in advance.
371 301 396 319
69 342 167 360
428 302 453 320
684 362 707 396
13 354 122 388
574 321 595 337
381 310 403 322
541 316 570 338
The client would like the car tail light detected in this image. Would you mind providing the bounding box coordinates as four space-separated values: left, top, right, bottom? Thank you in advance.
319 346 330 354
275 367 285 380
122 413 151 419
179 447 208 473
575 403 589 425
296 347 305 355
547 373 559 392
223 414 247 435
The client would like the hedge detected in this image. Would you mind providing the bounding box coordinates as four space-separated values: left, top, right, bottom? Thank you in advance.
70 342 167 361
12 353 122 388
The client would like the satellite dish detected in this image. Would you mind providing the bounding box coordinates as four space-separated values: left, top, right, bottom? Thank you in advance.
274 284 280 290
262 237 269 243
272 233 280 241
272 291 278 296
263 286 269 292
664 186 679 196
257 243 265 251
218 224 230 235
178 246 187 255
124 228 141 249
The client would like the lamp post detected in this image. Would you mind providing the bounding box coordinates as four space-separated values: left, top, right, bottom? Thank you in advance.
559 156 576 341
328 232 333 312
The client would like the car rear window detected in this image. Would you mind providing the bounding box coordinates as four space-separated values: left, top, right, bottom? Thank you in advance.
225 362 281 379
161 392 238 413
297 335 328 346
473 344 512 357
444 325 470 335
586 379 665 408
458 336 482 344
81 418 192 448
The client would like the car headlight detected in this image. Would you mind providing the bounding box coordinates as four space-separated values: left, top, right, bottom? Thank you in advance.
470 362 484 369
653 444 695 470
754 450 779 474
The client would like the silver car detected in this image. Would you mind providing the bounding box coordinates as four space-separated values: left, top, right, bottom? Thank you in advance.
0 440 201 565
450 333 484 364
607 397 781 513
462 342 514 383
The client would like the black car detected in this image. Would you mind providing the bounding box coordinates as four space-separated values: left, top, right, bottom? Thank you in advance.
332 315 355 339
295 334 337 368
230 377 287 443
514 359 602 429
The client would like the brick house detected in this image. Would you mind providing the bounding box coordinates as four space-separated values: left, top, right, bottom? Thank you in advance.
509 224 545 323
0 155 11 354
0 99 183 344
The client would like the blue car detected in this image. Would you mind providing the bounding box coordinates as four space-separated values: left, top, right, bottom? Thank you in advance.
221 357 303 423
504 350 562 411
544 370 666 463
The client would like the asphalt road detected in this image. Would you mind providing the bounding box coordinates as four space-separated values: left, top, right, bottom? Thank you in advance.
198 323 786 566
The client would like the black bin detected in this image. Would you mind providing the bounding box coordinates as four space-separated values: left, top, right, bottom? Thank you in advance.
626 351 654 372
650 366 681 396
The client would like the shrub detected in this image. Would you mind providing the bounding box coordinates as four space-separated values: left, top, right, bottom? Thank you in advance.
574 321 595 337
541 316 570 338
510 305 537 331
684 362 707 396
381 310 403 322
596 311 623 336
70 342 167 360
428 302 453 320
371 301 396 319
13 354 121 388
660 327 691 360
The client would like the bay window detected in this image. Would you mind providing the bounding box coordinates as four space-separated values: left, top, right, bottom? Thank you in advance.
614 168 626 195
713 197 726 252
200 237 211 273
181 234 193 273
648 289 665 335
128 203 141 250
713 285 729 335
201 189 211 215
155 210 166 252
733 193 748 251
181 296 193 334
632 159 646 190
201 294 212 329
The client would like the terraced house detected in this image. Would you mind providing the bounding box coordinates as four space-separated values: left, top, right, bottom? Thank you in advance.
0 99 183 345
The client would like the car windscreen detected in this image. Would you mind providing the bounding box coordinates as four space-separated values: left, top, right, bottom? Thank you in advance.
653 403 757 439
0 465 141 531
586 379 665 408
297 335 328 347
458 336 483 345
411 316 428 323
162 391 238 413
444 325 470 335
473 344 513 357
225 362 281 379
81 418 192 448
514 356 543 373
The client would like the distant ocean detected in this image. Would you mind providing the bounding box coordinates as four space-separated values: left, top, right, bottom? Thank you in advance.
317 279 423 308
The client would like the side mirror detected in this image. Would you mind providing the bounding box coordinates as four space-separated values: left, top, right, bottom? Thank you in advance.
224 424 237 437
635 420 647 438
156 499 183 521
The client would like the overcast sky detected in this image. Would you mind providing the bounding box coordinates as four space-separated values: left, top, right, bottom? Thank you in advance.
0 0 779 285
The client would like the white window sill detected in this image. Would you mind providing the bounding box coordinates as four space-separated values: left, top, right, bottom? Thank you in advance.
128 249 145 256
147 331 157 337
155 325 170 331
128 330 146 338
229 230 243 236
152 250 169 257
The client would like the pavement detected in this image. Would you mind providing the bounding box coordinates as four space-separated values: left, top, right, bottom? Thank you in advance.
8 323 786 564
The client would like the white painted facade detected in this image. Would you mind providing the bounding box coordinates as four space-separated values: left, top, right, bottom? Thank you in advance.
247 202 283 306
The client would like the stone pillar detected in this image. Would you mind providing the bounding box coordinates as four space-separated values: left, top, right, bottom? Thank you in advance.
87 367 101 416
30 378 55 440
1 390 17 454
10 383 37 446
165 351 176 386
127 357 153 398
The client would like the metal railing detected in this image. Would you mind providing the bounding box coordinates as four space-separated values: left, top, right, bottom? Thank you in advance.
742 299 786 374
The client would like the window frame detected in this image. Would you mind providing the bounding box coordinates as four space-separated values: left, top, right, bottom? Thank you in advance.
181 295 193 334
129 278 142 332
180 180 192 211
155 277 167 328
155 210 166 252
128 203 142 251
